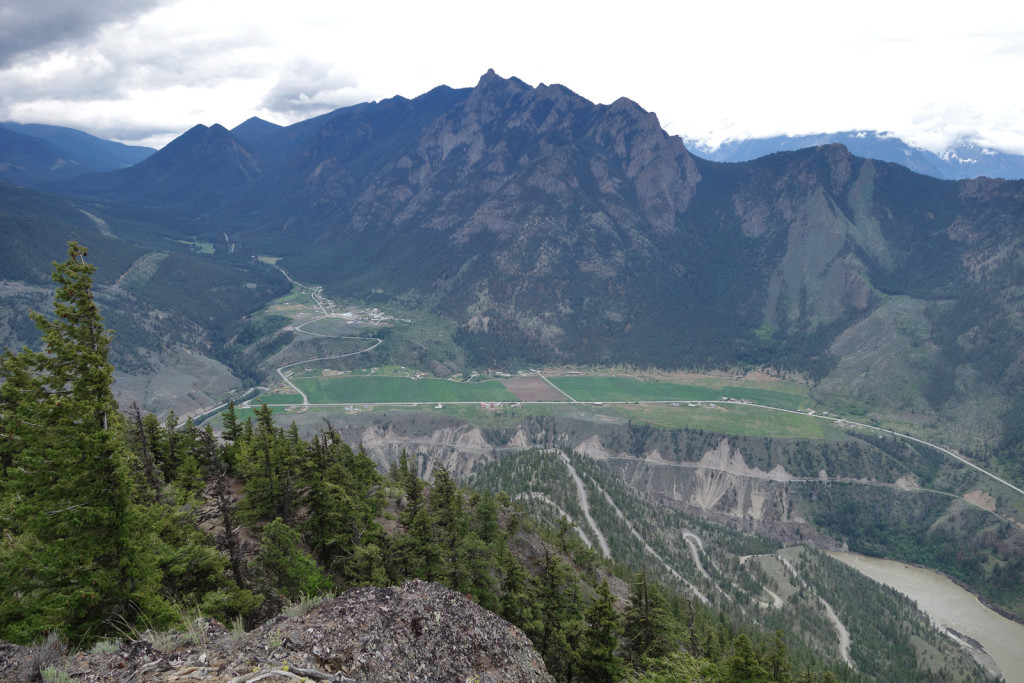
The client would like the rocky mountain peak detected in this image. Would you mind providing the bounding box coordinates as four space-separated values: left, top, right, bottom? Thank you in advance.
475 68 528 90
814 142 855 193
460 70 537 129
164 123 254 161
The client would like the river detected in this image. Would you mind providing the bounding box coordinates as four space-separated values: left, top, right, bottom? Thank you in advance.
826 550 1024 682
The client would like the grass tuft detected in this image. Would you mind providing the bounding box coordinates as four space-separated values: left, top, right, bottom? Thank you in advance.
30 632 67 680
281 592 334 618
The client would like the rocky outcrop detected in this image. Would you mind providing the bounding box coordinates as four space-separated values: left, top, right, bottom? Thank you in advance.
1 581 552 682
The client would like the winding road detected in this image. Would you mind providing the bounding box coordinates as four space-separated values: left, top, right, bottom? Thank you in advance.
556 450 611 558
593 473 712 606
779 556 854 668
267 266 382 406
515 492 595 550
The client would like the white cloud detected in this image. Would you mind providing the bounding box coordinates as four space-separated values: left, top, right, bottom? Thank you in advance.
0 0 166 67
260 57 360 117
1 0 1022 153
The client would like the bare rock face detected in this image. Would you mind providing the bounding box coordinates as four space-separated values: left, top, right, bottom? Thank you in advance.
0 641 35 682
245 580 552 682
1 581 552 682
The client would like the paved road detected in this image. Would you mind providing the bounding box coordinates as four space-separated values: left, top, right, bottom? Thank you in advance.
267 267 382 406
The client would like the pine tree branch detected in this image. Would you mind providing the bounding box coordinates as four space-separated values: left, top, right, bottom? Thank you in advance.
228 666 355 682
45 503 87 516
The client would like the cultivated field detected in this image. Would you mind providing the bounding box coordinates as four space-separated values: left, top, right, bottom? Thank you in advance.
264 372 811 411
236 370 827 439
234 390 837 440
547 375 809 410
501 376 567 401
291 375 519 404
610 402 839 439
258 393 304 405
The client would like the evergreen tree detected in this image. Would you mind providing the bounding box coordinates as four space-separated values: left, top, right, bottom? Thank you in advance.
534 550 584 681
250 517 333 602
624 569 675 663
344 444 384 529
461 531 499 610
472 489 500 544
304 428 386 579
149 498 259 618
237 402 301 523
399 450 424 528
580 579 625 682
303 466 353 568
626 651 722 681
766 630 792 682
430 466 468 589
392 451 440 581
174 451 205 498
163 410 182 477
125 400 163 499
726 633 770 682
345 542 388 586
407 502 442 580
141 412 167 477
222 399 241 443
211 443 246 590
498 545 537 631
0 243 170 644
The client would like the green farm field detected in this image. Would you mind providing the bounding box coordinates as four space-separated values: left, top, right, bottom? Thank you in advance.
547 375 810 410
292 375 519 404
274 372 812 410
257 393 304 405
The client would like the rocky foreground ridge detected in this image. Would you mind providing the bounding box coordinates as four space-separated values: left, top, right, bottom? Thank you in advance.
0 580 553 682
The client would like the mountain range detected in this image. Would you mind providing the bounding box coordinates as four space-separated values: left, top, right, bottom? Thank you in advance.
687 130 1024 181
3 69 1023 469
0 121 154 185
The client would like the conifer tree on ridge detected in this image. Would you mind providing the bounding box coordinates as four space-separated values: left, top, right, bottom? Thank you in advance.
0 242 170 645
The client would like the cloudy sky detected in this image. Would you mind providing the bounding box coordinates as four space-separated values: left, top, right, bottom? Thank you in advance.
2 0 1022 153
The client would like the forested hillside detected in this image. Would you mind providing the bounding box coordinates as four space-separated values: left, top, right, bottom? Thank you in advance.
0 245 879 682
468 448 997 680
0 121 153 186
0 183 291 415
